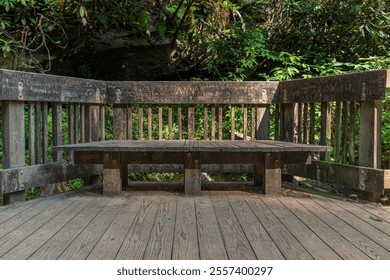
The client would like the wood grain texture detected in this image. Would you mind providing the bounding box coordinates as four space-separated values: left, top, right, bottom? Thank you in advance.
172 197 199 260
298 197 390 259
195 196 228 260
210 194 256 259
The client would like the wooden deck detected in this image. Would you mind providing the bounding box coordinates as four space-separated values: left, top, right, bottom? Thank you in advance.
0 185 390 260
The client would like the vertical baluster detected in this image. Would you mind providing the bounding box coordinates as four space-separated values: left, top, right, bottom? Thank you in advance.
139 106 143 140
148 105 153 140
204 106 208 140
309 103 315 144
127 105 133 140
35 102 42 164
348 102 356 165
251 106 256 140
188 105 195 140
342 101 349 164
320 102 331 161
243 105 248 140
158 106 163 140
256 105 270 140
335 101 342 163
113 105 127 140
218 105 223 140
29 102 36 165
100 105 105 141
274 104 280 141
168 106 173 140
74 103 79 143
68 104 75 161
230 105 235 140
42 102 49 163
303 103 309 144
80 104 86 143
178 105 182 140
52 103 63 162
85 105 100 142
211 106 216 140
297 103 303 143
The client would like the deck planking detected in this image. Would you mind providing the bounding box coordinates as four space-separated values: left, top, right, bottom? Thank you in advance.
1 187 389 260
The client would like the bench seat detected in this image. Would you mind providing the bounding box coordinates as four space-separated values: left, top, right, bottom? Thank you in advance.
54 140 331 195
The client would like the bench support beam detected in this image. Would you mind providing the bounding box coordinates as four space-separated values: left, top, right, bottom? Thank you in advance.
103 152 123 195
263 153 282 195
184 152 201 196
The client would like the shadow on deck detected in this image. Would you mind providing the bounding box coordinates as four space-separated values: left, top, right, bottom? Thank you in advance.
0 185 389 260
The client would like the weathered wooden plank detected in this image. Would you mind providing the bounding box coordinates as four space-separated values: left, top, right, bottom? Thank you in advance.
251 106 256 140
29 196 110 260
0 69 106 103
143 196 177 259
107 80 279 104
158 106 163 140
285 160 385 194
246 197 313 260
210 194 256 259
74 103 79 143
302 103 308 144
87 197 141 260
280 197 370 259
279 70 387 102
195 196 228 260
386 69 390 88
298 198 390 259
262 197 341 259
318 198 390 252
68 103 76 161
57 198 126 260
0 162 101 194
0 195 65 238
172 197 199 260
1 199 89 259
298 103 303 143
80 104 86 142
1 100 25 204
42 102 49 163
0 198 75 259
115 198 159 259
228 196 284 259
359 101 382 169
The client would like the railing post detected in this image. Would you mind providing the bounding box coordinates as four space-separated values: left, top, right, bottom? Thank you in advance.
359 100 382 200
2 101 25 204
281 103 298 143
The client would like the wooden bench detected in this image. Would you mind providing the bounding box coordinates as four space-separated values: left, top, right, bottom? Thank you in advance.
54 140 331 195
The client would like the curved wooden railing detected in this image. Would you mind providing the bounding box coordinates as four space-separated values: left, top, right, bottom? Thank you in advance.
0 69 388 203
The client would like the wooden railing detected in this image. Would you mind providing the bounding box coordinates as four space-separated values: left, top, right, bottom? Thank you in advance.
0 69 389 204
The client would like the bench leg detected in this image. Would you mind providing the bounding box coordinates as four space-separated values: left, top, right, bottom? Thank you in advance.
103 152 123 195
184 152 201 196
262 153 282 195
